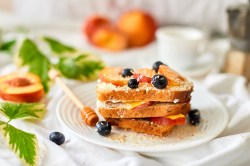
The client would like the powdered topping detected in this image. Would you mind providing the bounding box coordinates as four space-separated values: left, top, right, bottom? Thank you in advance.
173 99 179 103
104 122 204 146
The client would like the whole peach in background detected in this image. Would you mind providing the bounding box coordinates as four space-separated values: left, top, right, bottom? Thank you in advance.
91 26 128 51
83 16 111 41
117 10 157 47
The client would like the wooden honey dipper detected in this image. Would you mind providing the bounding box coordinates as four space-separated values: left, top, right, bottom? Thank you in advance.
49 69 99 126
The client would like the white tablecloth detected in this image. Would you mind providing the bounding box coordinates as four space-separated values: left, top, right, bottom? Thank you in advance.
1 60 250 166
0 28 250 166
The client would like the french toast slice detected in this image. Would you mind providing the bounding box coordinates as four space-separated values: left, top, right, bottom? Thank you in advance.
96 65 193 102
97 101 190 118
106 118 174 137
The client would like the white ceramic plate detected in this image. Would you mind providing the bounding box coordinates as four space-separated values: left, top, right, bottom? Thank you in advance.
137 53 214 78
56 82 229 153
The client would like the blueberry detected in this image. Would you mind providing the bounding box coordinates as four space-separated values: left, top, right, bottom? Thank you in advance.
121 68 134 77
96 121 111 136
151 74 168 89
128 78 139 89
49 132 65 145
153 61 166 72
188 109 201 126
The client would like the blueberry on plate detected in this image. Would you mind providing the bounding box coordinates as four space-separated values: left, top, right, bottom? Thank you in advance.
152 61 166 72
121 68 134 77
96 121 112 136
151 74 168 89
49 132 65 145
128 78 139 89
188 109 201 126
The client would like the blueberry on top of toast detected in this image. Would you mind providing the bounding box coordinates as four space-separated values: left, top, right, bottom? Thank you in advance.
128 78 139 89
121 68 134 77
152 61 167 72
151 74 168 89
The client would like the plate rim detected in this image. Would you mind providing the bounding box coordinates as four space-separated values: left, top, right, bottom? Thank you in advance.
137 54 214 78
56 82 229 152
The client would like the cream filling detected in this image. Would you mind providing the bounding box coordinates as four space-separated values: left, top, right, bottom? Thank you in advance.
97 100 181 110
97 100 147 110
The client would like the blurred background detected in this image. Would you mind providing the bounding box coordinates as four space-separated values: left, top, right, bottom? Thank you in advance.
0 0 249 81
0 0 245 33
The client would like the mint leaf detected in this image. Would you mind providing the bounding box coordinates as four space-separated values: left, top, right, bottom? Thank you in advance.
58 54 105 80
0 102 46 121
43 36 75 54
0 121 38 166
17 39 51 92
0 39 16 52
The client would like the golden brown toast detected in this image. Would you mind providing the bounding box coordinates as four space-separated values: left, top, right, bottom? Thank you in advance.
97 83 192 102
98 101 190 118
96 65 193 102
106 118 174 137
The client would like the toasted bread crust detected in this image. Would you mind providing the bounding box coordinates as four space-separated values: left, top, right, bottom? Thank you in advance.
98 102 190 118
106 118 174 137
97 87 192 102
97 66 193 102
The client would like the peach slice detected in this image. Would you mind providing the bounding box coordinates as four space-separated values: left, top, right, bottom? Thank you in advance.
134 68 156 78
0 72 45 102
99 67 156 86
99 67 129 86
149 114 186 126
158 65 186 86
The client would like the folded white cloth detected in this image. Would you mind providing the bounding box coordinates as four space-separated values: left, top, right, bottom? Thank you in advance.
0 63 250 166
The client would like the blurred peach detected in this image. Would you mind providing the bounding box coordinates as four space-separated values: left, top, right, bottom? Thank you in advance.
91 26 128 51
83 16 111 40
117 10 157 47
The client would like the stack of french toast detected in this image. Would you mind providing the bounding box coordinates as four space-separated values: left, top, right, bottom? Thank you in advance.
96 62 193 137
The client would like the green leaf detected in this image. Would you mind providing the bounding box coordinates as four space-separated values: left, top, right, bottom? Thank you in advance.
0 39 16 52
0 121 38 166
58 54 105 80
43 36 75 54
17 39 51 92
0 102 47 121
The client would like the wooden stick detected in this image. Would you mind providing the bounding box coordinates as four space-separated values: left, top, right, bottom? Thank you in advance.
49 69 99 126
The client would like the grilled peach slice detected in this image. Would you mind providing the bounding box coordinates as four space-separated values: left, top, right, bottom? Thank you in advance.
99 67 156 86
158 65 186 86
99 67 128 86
149 114 186 126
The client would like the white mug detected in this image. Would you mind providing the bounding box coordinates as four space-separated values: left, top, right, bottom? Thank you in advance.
156 26 206 70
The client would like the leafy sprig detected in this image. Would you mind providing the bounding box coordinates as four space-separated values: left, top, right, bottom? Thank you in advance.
17 39 51 92
0 102 47 166
58 54 105 80
0 102 46 121
43 36 75 54
0 121 38 166
0 39 16 53
16 37 105 91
